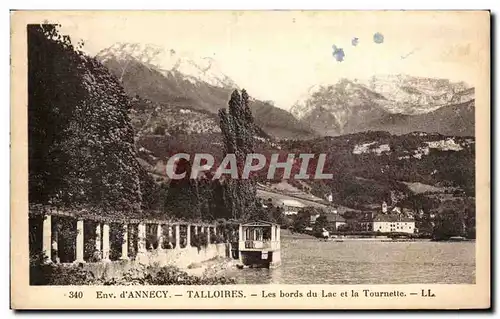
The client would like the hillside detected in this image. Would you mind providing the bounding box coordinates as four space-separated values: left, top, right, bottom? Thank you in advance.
281 131 475 209
129 96 283 182
361 100 475 136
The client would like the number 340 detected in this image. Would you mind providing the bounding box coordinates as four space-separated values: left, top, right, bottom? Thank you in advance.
68 291 83 299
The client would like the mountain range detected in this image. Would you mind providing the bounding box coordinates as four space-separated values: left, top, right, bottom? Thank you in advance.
96 43 475 140
291 75 475 137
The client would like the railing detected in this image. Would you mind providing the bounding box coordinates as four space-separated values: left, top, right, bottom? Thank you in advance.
239 240 280 251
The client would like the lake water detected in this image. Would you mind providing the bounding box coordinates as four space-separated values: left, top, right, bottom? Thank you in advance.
225 231 475 284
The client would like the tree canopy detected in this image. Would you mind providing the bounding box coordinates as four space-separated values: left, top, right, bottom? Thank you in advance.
28 24 143 215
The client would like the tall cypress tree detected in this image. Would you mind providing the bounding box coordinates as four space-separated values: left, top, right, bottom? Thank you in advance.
218 89 262 221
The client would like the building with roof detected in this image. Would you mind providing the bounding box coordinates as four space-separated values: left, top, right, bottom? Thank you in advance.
372 214 415 234
310 213 321 224
325 213 347 230
344 211 374 231
280 199 306 215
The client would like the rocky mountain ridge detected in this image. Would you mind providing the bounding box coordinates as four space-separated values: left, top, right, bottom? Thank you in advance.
290 75 475 136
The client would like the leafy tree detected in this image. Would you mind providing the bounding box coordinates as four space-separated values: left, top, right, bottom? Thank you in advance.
139 169 167 213
28 24 142 214
399 194 439 236
313 215 329 237
432 209 466 240
292 209 312 233
270 205 286 226
164 157 202 220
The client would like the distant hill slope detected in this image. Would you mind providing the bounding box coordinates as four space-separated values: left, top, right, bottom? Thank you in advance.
129 96 283 182
282 131 475 209
362 100 475 136
291 75 475 136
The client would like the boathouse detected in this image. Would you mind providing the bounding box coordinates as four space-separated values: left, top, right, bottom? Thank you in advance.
238 220 281 268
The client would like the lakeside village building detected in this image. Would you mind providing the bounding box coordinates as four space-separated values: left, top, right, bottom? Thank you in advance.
370 202 416 234
305 200 417 235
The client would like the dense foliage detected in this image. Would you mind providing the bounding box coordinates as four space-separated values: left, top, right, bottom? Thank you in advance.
283 131 475 209
28 24 144 214
432 197 475 240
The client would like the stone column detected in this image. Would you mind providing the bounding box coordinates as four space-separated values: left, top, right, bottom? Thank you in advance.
271 225 275 242
238 224 243 241
42 215 52 262
51 219 59 263
194 225 198 235
277 225 280 241
157 224 163 250
186 224 191 247
207 226 211 244
102 223 110 262
167 225 173 249
135 223 148 264
75 219 85 263
138 223 146 253
175 224 180 249
95 223 101 252
120 224 128 260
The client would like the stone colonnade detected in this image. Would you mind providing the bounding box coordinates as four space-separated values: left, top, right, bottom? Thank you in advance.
38 214 219 264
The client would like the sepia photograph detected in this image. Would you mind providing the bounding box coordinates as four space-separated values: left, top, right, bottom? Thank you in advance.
10 10 490 309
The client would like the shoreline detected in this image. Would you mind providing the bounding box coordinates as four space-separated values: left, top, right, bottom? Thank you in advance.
184 256 239 278
283 230 474 243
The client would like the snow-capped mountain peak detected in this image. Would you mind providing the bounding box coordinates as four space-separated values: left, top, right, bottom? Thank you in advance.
96 42 238 89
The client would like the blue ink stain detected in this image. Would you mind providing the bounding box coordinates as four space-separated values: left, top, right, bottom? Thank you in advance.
373 32 384 44
332 45 345 62
351 37 359 46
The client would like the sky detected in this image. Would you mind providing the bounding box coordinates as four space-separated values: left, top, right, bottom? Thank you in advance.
52 11 489 110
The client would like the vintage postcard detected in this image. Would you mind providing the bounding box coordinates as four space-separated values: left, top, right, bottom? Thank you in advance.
10 10 490 310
